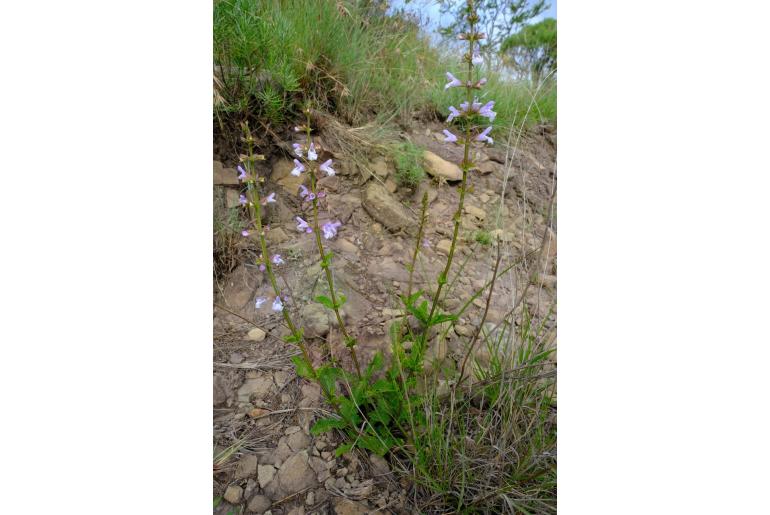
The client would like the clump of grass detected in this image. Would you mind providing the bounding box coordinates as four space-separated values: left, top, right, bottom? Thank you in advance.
474 229 493 245
392 142 426 188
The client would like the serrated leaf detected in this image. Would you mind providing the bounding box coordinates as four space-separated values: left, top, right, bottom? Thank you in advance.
334 443 354 458
317 366 341 396
365 352 384 378
430 312 458 326
291 355 313 379
310 416 346 435
315 295 335 310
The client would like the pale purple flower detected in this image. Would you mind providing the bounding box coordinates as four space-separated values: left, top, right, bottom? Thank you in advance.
308 142 318 161
254 296 267 309
475 126 494 145
292 143 303 157
478 100 496 121
422 238 430 248
460 98 482 112
241 229 249 237
442 129 458 143
447 105 461 123
307 192 316 201
259 264 266 272
262 192 276 204
295 216 313 233
294 126 301 132
444 71 462 90
321 221 342 240
316 191 327 199
237 164 247 181
298 184 309 199
477 77 488 87
272 296 284 312
319 159 336 176
271 254 285 265
291 159 305 177
472 51 483 66
239 194 248 205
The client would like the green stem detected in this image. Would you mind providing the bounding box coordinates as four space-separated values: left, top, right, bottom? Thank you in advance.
304 113 362 378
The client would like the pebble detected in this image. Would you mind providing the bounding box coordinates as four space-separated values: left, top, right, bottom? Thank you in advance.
247 327 266 341
223 484 243 504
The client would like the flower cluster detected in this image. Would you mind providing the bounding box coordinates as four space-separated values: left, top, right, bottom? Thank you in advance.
254 295 284 312
443 29 495 153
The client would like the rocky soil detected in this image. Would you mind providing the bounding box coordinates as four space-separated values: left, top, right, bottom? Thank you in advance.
213 120 556 514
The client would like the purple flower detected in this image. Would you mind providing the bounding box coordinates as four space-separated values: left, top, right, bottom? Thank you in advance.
272 296 284 312
262 192 276 204
239 194 248 205
241 229 249 237
259 264 266 272
292 143 303 157
321 221 342 240
444 71 462 90
237 164 247 181
316 190 327 199
478 100 496 121
254 296 267 309
475 126 494 145
296 216 313 233
472 51 483 66
271 254 285 265
308 142 318 161
319 159 336 176
291 159 305 177
447 105 461 123
307 192 316 201
477 78 487 87
442 129 458 143
422 238 431 248
298 184 309 199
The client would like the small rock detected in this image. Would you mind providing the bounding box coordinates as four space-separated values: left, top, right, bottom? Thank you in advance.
237 375 274 403
229 352 245 364
214 160 239 185
235 454 259 479
315 440 328 451
247 494 271 514
384 178 397 193
300 303 331 338
247 327 266 341
265 227 290 245
248 407 269 418
333 498 370 515
258 464 277 489
285 425 301 435
455 324 473 337
479 193 491 203
476 160 499 175
271 158 305 196
362 182 414 233
244 478 257 498
369 454 390 476
286 430 311 452
213 374 228 406
334 238 358 255
276 451 318 495
224 484 243 504
286 507 305 515
437 239 452 255
423 150 462 181
336 466 348 477
464 205 486 220
305 491 315 505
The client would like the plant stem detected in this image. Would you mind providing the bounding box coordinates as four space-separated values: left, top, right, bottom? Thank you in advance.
427 13 476 324
304 113 362 378
406 191 429 300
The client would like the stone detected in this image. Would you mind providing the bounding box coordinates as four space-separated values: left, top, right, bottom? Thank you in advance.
476 160 499 175
225 189 241 208
334 238 358 255
413 181 438 205
235 454 259 479
305 491 315 505
247 494 271 514
300 303 331 338
286 507 305 515
247 327 266 342
362 182 414 233
229 352 244 364
258 464 277 489
369 454 389 476
333 498 370 515
437 239 452 256
286 430 311 452
265 227 290 245
224 484 244 504
271 158 305 196
276 451 318 496
214 160 239 185
464 205 486 220
423 150 462 181
273 437 294 463
237 375 274 403
370 157 390 179
384 177 398 193
454 324 473 337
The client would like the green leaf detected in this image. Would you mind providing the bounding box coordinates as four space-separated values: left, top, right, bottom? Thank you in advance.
400 290 423 308
291 355 313 379
371 379 397 394
310 416 347 435
317 366 341 396
365 352 384 378
315 295 335 310
334 443 354 458
283 329 304 344
430 312 458 326
338 398 360 425
337 294 347 307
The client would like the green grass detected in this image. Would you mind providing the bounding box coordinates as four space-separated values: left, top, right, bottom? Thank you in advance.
392 142 426 187
213 0 555 134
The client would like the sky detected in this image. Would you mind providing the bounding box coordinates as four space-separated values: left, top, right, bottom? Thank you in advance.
390 0 556 35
